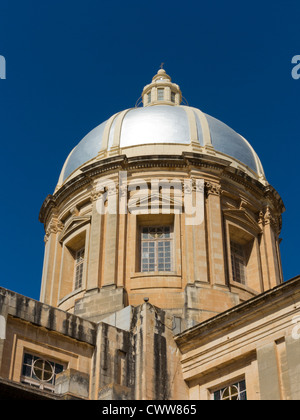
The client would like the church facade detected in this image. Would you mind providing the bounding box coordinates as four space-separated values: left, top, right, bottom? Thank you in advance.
0 69 299 400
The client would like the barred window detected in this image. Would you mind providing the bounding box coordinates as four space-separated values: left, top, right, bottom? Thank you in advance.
214 380 247 400
230 241 247 284
21 353 64 392
141 226 172 272
157 88 164 101
171 91 176 103
74 248 85 290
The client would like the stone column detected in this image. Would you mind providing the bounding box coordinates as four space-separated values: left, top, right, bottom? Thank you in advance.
257 342 281 400
40 215 63 305
86 193 103 291
117 177 127 288
183 179 208 284
258 211 271 290
286 334 300 400
102 188 118 287
205 182 226 285
261 208 282 288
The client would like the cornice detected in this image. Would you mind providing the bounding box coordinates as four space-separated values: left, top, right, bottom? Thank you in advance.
39 153 283 227
174 275 300 353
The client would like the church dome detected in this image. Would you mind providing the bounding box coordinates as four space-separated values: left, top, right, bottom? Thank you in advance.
56 69 266 190
39 67 285 327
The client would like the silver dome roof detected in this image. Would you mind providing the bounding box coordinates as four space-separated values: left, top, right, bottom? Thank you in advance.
60 104 265 186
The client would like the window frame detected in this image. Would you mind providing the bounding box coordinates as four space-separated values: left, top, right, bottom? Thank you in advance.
21 352 65 393
213 379 247 401
74 247 85 290
224 217 263 293
230 240 247 284
157 88 164 101
139 225 173 273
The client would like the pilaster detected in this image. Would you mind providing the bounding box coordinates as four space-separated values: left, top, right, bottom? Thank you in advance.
87 195 103 291
102 208 118 286
205 182 226 285
40 215 63 304
260 207 282 288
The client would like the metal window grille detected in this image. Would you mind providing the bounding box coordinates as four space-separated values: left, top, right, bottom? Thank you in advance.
141 226 172 272
21 353 64 392
214 380 247 400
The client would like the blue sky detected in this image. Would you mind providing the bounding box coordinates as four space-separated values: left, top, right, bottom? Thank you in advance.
0 0 299 300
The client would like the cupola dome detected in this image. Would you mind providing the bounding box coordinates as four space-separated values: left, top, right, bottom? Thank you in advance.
56 68 267 191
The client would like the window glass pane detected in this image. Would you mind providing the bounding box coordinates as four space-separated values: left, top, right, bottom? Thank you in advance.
55 364 64 375
22 353 64 392
142 227 149 239
140 225 172 271
22 364 32 377
214 380 247 400
214 390 221 400
23 353 33 365
74 247 85 289
157 88 164 100
239 380 246 392
230 241 246 284
240 390 247 400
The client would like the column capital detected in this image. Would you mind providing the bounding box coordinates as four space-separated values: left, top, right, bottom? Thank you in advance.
205 181 221 196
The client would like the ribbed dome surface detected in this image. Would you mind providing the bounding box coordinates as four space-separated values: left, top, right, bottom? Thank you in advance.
59 104 265 186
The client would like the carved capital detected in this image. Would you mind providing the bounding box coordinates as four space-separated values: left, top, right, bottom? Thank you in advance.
91 190 103 202
258 207 281 234
45 218 64 241
183 181 192 195
205 181 221 196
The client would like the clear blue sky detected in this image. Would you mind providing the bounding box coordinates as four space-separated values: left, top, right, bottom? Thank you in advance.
0 0 299 300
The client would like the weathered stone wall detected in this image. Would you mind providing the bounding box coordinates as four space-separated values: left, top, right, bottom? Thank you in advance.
176 276 300 400
0 287 188 400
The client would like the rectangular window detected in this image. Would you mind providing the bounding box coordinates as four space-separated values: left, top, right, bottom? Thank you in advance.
171 91 176 103
157 88 164 101
74 248 85 290
230 241 247 284
214 379 247 400
141 226 172 272
21 353 64 393
147 92 151 103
